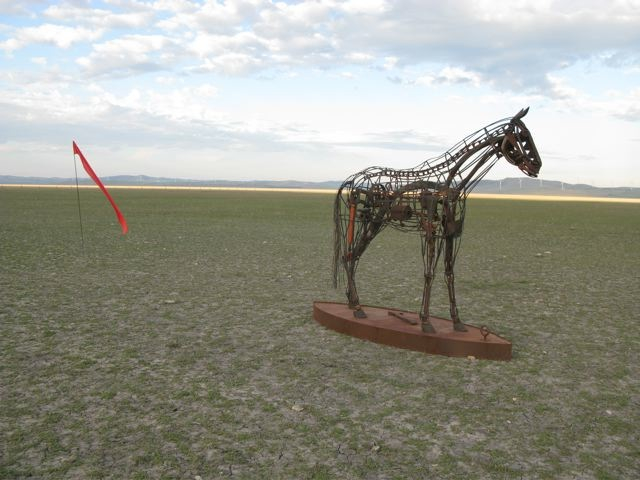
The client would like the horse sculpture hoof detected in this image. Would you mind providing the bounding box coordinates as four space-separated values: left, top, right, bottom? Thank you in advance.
453 323 468 332
421 322 436 334
353 309 367 319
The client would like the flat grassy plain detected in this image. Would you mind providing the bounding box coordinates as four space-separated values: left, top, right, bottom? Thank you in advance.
1 187 638 479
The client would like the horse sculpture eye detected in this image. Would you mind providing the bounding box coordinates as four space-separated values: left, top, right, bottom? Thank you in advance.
501 135 520 165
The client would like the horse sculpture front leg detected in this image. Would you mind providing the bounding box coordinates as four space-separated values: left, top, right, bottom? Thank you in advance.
444 236 467 332
419 223 438 333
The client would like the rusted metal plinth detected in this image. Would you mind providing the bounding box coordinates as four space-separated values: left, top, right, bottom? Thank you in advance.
313 301 511 361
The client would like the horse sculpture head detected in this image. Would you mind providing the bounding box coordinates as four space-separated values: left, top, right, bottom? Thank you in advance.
501 107 542 178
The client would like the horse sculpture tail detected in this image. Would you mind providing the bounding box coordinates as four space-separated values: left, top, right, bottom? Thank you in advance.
332 188 344 288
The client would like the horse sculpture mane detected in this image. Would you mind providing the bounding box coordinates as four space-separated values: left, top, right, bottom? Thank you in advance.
332 108 542 333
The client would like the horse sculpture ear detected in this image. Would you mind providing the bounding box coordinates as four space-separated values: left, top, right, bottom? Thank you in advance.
514 107 529 121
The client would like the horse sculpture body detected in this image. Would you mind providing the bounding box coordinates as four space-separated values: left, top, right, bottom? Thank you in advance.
333 108 542 333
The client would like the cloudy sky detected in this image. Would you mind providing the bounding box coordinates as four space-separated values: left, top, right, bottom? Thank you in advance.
1 0 638 187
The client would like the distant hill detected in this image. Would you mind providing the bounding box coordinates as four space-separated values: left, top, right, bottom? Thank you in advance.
0 175 341 190
472 177 640 198
1 175 638 198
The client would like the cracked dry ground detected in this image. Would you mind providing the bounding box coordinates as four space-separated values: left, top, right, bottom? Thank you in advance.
1 188 639 479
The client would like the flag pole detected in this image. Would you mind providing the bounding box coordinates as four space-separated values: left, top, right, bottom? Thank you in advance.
73 144 85 252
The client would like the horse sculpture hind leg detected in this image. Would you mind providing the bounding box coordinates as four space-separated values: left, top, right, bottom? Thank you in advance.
334 189 370 317
343 256 365 317
333 185 388 318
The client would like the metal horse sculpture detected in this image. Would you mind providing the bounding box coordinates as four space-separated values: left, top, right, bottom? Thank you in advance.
332 108 542 333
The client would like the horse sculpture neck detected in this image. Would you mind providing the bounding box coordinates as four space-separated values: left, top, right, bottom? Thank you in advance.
408 118 512 197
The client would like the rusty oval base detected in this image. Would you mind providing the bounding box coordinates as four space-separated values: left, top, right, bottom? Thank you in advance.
313 301 511 361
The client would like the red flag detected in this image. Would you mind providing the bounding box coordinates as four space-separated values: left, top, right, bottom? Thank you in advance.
73 141 128 235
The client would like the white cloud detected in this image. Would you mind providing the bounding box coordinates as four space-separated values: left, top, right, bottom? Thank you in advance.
339 0 390 15
188 30 267 58
0 1 32 15
76 34 182 77
606 87 640 121
346 51 374 63
150 0 200 14
156 0 262 33
260 0 334 29
0 0 638 186
0 24 103 53
154 75 178 85
328 1 640 94
383 56 398 70
416 66 482 86
0 38 20 54
86 83 220 123
538 74 640 121
44 4 153 29
2 0 637 95
190 52 264 75
470 0 640 22
546 74 581 100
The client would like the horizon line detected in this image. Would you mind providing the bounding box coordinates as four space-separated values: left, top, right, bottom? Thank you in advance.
2 184 639 204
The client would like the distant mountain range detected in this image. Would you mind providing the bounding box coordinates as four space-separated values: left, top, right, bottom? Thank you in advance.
473 177 640 198
1 175 639 198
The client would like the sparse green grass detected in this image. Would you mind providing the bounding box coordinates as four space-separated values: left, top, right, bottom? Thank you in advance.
1 187 639 479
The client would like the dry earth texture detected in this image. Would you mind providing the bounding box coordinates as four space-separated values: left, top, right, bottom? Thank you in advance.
1 187 638 479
